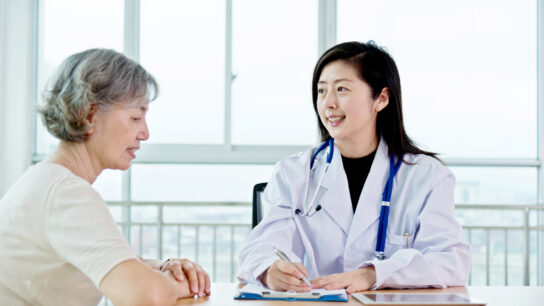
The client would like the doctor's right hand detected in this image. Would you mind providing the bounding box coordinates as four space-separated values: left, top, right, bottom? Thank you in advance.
261 260 312 292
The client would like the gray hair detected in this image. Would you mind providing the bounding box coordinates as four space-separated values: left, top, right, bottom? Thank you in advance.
39 48 158 142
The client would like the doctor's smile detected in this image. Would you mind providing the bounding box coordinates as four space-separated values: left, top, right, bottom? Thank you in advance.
325 115 345 127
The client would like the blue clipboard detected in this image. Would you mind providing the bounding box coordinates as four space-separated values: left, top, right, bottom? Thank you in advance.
234 283 348 302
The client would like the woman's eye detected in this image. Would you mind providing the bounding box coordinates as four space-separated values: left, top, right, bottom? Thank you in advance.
132 117 141 122
338 86 347 92
317 88 325 94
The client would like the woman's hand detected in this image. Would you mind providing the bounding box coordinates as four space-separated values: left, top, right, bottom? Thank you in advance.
262 259 312 292
160 258 211 297
311 266 376 293
161 268 192 299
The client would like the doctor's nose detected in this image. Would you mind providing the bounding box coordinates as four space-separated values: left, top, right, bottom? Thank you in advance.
323 92 338 109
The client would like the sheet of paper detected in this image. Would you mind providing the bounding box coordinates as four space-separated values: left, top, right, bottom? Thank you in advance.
240 283 346 296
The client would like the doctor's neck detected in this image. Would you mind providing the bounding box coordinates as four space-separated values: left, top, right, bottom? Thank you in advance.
335 133 378 158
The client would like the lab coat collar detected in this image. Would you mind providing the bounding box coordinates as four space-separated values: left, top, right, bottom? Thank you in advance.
346 137 391 247
315 141 353 235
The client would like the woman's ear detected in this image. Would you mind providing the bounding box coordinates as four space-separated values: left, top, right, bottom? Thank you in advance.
85 104 98 135
374 87 390 112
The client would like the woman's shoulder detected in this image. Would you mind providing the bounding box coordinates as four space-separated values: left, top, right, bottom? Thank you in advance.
21 162 102 208
1 162 74 203
404 153 452 178
36 162 93 190
274 146 315 170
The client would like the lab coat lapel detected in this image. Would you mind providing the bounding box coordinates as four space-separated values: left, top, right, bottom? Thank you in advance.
346 138 390 248
318 143 353 235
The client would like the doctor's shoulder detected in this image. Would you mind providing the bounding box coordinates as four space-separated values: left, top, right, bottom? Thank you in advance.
273 147 315 173
267 147 315 189
403 152 455 186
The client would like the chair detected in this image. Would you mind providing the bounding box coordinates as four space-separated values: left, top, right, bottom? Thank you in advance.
252 182 268 228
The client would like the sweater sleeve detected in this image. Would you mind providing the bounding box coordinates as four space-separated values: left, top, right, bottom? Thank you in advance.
45 176 137 288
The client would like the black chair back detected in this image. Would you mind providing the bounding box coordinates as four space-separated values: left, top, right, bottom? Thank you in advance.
252 182 268 228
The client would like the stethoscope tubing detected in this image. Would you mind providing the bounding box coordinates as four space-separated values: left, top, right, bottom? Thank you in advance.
375 155 402 259
303 138 402 261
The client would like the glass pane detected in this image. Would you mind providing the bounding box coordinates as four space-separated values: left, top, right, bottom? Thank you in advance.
231 0 319 145
163 206 250 224
92 169 123 201
451 166 537 204
338 0 537 159
131 164 274 202
140 0 225 144
36 0 124 154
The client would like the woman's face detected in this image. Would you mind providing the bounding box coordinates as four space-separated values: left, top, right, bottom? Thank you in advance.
316 60 387 146
86 98 149 171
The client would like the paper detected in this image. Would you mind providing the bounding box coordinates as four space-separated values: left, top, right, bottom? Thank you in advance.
237 283 347 299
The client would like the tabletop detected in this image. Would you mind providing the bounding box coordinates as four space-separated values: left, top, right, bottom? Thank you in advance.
176 283 544 306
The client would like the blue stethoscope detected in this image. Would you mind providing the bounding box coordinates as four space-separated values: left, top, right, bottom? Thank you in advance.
298 138 402 261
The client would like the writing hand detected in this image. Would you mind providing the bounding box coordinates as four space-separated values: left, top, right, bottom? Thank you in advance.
262 259 312 292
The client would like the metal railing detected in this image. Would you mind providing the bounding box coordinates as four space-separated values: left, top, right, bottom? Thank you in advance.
456 204 544 286
107 202 544 285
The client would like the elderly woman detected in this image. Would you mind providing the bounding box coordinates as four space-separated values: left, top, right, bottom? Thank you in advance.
0 49 210 306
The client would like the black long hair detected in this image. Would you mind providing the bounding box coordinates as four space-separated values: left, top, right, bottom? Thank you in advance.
311 41 438 162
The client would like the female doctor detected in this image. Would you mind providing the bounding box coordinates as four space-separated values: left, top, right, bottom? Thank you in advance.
237 41 471 293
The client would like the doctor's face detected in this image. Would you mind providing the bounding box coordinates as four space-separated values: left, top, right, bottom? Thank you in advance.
316 60 387 147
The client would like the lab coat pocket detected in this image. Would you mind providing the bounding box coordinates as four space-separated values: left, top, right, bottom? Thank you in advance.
385 233 414 257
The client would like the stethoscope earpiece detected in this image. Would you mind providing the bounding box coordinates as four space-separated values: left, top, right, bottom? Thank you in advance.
315 205 321 211
295 209 301 215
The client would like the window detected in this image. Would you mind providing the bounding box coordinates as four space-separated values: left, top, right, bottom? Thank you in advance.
337 0 537 159
33 0 543 285
140 0 226 144
231 0 319 145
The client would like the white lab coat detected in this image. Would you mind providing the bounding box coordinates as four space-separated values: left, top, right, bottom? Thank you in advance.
237 138 471 289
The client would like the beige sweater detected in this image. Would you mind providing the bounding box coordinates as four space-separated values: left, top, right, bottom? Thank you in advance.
0 162 136 305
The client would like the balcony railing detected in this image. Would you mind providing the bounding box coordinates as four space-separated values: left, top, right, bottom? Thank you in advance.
107 202 544 286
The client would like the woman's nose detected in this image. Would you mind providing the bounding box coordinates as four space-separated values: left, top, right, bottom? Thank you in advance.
138 120 150 141
324 91 337 108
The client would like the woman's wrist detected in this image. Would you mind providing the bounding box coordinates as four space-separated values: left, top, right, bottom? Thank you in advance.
159 258 171 271
139 257 165 270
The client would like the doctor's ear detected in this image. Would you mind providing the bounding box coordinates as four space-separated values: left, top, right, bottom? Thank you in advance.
374 87 390 112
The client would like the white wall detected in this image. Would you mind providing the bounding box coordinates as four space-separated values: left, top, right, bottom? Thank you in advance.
0 0 36 195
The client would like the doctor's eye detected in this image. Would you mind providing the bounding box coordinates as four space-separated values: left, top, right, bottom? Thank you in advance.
337 86 348 92
317 88 326 94
131 117 142 122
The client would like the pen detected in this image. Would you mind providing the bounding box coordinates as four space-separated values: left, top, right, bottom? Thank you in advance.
405 232 409 248
273 246 311 286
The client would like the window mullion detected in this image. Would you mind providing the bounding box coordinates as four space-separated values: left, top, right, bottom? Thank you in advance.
124 0 140 61
224 0 233 150
318 0 336 55
537 0 544 285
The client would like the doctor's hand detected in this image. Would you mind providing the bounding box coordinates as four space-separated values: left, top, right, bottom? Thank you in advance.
311 266 376 294
261 260 312 292
159 258 211 297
